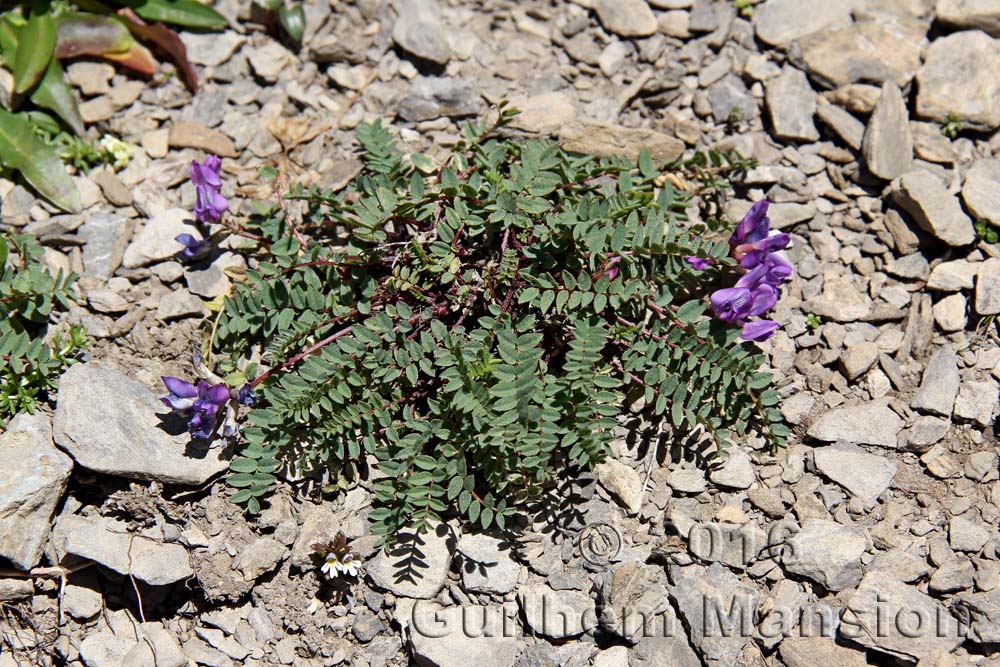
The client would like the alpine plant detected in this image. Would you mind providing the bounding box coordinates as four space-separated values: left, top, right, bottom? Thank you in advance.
199 105 789 539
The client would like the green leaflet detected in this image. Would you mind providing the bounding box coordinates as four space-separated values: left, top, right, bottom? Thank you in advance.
0 107 81 212
115 0 228 30
13 1 56 95
30 54 85 135
277 2 304 44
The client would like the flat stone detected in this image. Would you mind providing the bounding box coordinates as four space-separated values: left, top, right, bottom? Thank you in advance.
933 293 967 333
840 342 879 381
868 549 931 583
915 30 1000 130
559 122 684 162
53 515 193 586
457 533 519 595
168 121 238 158
816 102 865 150
863 82 912 181
885 253 929 280
398 77 482 122
813 443 896 506
921 444 963 478
976 257 1000 314
928 260 978 291
950 514 991 552
367 523 455 598
668 467 707 493
708 448 755 489
842 572 963 661
79 213 134 280
234 538 286 580
156 289 209 321
802 21 923 89
594 0 657 37
519 584 594 638
891 170 976 246
599 561 674 642
937 0 1000 36
806 272 873 322
88 289 129 314
779 637 866 667
783 519 866 591
962 159 1000 225
53 362 229 485
753 0 855 46
180 31 245 67
408 603 520 667
509 92 578 135
706 74 759 125
122 209 201 269
246 40 292 83
954 590 1000 644
184 252 244 298
0 578 34 601
911 349 960 417
765 67 819 142
669 563 758 667
67 62 114 96
0 413 73 570
953 380 998 426
807 400 902 448
929 557 975 594
92 168 133 207
392 0 450 65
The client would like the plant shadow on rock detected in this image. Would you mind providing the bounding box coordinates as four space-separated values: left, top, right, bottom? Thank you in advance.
389 522 456 586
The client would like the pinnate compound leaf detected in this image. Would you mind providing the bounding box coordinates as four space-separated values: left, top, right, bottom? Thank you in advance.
0 108 80 212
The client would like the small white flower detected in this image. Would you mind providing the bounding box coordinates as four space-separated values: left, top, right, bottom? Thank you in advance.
322 552 360 579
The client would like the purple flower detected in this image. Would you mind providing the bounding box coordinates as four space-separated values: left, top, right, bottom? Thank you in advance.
160 376 231 439
709 284 777 324
236 384 257 407
190 156 228 223
740 320 780 341
175 233 211 261
605 255 622 281
729 200 789 270
759 253 793 286
685 256 712 271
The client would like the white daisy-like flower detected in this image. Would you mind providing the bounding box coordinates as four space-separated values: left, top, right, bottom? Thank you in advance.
321 552 360 579
335 554 360 577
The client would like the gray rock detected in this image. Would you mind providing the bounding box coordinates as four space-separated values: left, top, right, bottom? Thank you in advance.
937 0 1000 36
0 413 73 570
807 400 902 449
398 77 482 122
862 82 913 181
839 342 879 381
868 549 931 583
782 519 865 591
668 563 758 667
929 557 975 594
842 572 963 661
64 575 103 621
234 538 286 580
802 22 923 89
392 0 450 65
708 448 755 489
687 1 719 33
953 380 998 426
965 450 998 481
519 584 594 639
367 522 455 598
891 170 976 247
975 257 1000 315
595 458 644 514
122 209 200 269
631 631 701 667
53 362 229 484
765 67 819 142
813 443 897 506
594 0 657 37
180 31 245 67
911 349 960 417
155 288 208 321
457 533 519 595
599 561 674 643
559 122 684 162
88 289 129 314
246 41 292 83
753 0 855 47
886 254 930 280
0 578 34 601
950 514 991 552
80 631 137 667
779 637 866 667
933 293 967 333
79 213 134 280
668 467 707 493
954 590 1000 644
688 522 767 570
962 159 1000 225
816 102 865 150
915 30 1000 130
928 260 979 291
352 609 384 643
408 603 520 667
184 252 244 298
509 92 578 135
53 515 193 586
707 74 759 125
806 272 872 322
921 444 963 478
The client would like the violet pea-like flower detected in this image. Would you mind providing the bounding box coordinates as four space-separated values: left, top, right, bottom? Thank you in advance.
729 200 789 270
684 256 712 271
740 320 780 342
161 376 231 440
175 233 211 261
235 384 257 407
190 156 228 223
709 284 777 324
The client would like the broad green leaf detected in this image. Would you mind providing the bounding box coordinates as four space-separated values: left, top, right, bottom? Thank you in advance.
0 108 80 212
14 2 56 95
119 0 228 30
30 58 84 135
278 2 305 43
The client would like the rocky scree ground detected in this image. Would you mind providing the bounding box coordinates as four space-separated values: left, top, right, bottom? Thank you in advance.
2 0 1000 666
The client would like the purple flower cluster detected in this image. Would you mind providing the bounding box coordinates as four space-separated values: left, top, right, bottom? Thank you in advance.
161 377 257 440
175 156 228 262
709 201 791 342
